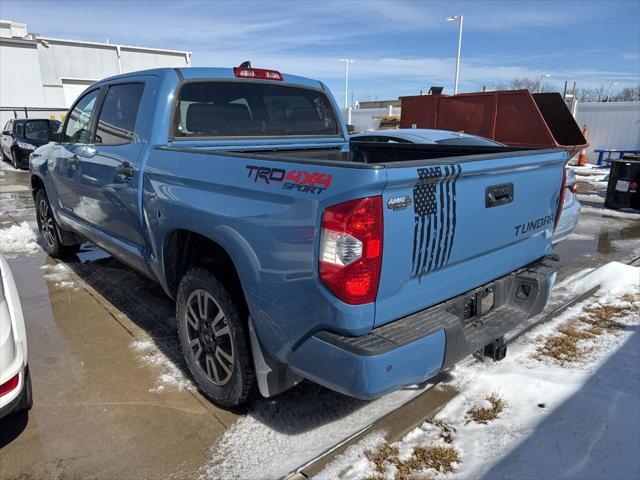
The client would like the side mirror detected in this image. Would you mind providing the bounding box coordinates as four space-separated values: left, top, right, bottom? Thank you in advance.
346 124 355 134
2 130 11 135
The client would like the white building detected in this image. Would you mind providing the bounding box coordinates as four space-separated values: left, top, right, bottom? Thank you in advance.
0 19 191 108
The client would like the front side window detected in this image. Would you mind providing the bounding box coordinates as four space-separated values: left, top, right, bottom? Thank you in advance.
63 89 100 144
95 83 144 145
175 82 339 138
24 120 50 141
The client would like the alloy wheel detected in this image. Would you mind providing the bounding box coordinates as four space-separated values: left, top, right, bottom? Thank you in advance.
185 289 235 386
38 198 56 249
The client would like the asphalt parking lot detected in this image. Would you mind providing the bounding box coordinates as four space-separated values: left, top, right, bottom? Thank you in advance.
0 159 639 479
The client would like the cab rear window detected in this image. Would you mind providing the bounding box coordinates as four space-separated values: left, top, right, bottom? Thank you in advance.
174 82 339 138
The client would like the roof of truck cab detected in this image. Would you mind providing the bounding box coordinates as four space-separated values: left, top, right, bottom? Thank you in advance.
95 67 325 90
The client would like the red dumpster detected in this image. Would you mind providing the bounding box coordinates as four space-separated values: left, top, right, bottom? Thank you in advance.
400 90 588 158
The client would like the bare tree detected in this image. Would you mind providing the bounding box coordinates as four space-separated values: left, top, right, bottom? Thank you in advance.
612 85 640 101
577 84 607 102
485 77 555 93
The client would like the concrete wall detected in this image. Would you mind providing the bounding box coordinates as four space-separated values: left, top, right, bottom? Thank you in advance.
341 106 401 132
35 39 190 107
0 20 191 109
574 101 640 162
0 38 46 106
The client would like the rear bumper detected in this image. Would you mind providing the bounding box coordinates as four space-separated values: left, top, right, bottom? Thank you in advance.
0 367 26 419
289 255 561 399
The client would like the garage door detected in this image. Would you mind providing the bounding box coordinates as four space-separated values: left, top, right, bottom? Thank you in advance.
62 79 96 107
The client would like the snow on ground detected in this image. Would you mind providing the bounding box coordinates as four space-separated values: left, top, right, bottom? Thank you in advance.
0 221 40 256
40 263 79 290
318 262 640 480
580 204 640 220
131 339 194 393
200 380 439 479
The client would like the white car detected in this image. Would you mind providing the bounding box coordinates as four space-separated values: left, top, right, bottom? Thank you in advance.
0 252 31 419
350 128 504 146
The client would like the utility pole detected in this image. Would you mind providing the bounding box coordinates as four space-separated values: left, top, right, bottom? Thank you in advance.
339 59 354 109
446 15 464 94
538 74 551 93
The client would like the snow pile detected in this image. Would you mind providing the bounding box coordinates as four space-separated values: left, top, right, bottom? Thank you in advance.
0 222 39 256
318 262 640 480
40 263 78 290
132 339 193 393
561 261 640 297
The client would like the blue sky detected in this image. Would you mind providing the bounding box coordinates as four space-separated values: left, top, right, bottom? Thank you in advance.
2 0 639 102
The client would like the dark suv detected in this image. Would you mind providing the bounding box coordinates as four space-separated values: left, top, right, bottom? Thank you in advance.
1 119 61 169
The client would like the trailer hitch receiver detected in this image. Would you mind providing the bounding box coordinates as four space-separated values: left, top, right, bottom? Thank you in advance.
484 337 507 361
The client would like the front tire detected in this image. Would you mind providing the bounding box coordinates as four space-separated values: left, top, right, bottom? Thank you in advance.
11 149 19 169
35 189 81 257
176 268 256 408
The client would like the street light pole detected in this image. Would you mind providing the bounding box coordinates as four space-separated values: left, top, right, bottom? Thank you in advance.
607 81 619 102
339 59 354 109
446 15 464 95
538 74 551 93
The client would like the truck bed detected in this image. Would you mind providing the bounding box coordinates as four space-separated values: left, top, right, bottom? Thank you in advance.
160 141 543 167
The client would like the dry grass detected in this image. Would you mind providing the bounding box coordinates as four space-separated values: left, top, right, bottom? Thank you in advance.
467 392 508 424
534 294 638 365
366 444 400 474
364 441 459 479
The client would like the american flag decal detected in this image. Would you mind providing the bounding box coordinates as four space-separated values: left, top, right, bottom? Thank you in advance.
411 164 462 279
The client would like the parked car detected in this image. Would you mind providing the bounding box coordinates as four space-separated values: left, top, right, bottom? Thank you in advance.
553 168 582 244
30 66 565 408
351 128 504 146
353 129 581 243
0 252 32 419
1 119 61 169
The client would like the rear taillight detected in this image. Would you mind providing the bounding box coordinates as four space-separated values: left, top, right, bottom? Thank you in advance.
233 67 283 81
0 373 19 397
319 196 383 305
554 168 567 231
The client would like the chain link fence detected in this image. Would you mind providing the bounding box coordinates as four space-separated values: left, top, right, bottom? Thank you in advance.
1 107 68 129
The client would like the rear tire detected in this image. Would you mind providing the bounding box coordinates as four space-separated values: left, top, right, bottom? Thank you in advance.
176 268 256 408
35 189 81 257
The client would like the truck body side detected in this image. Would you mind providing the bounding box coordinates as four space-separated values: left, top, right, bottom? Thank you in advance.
30 67 565 402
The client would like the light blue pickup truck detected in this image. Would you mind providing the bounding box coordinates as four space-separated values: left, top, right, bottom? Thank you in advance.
30 66 565 407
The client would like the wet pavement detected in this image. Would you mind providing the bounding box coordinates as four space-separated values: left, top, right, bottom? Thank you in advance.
0 159 639 479
0 162 237 480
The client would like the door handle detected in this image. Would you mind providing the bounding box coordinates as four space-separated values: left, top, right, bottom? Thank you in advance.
115 162 135 178
69 155 80 166
485 183 514 208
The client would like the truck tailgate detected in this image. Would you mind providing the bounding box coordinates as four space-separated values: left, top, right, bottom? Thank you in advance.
375 150 566 327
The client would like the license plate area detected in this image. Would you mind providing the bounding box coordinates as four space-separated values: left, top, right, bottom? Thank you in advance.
459 287 495 326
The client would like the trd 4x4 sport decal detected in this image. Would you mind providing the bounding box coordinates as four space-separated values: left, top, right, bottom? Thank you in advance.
412 165 462 279
246 165 332 195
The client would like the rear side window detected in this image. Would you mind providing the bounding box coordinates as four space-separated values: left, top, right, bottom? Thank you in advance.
175 82 339 138
96 83 145 145
15 122 24 138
